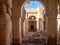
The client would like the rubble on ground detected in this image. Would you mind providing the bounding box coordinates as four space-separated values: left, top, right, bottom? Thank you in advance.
22 30 47 45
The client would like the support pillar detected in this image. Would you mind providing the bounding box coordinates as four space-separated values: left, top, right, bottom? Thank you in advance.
25 19 29 35
12 0 21 44
47 16 57 45
23 19 28 36
12 16 20 44
19 17 22 44
0 3 12 45
47 0 57 45
39 18 44 30
0 13 12 45
5 14 12 45
59 4 60 14
23 20 26 36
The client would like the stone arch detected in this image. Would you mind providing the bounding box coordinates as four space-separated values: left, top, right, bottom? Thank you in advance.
21 0 47 17
21 0 47 29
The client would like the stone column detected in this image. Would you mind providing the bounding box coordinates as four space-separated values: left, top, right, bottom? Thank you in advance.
12 16 20 45
47 0 57 45
59 4 60 14
19 17 22 44
23 19 28 36
40 19 44 30
25 19 29 35
23 20 26 36
39 18 44 30
12 0 20 44
47 16 57 45
0 13 12 45
39 18 40 31
0 3 12 45
5 14 12 45
37 19 39 32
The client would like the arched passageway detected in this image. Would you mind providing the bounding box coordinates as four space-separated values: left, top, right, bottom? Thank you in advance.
21 0 58 45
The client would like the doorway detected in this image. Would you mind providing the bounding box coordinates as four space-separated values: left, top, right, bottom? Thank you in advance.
29 21 37 32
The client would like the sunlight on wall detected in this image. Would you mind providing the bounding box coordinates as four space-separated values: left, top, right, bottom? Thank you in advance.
57 14 60 31
57 4 60 31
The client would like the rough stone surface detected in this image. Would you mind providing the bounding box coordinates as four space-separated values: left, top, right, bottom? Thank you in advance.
22 30 47 45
